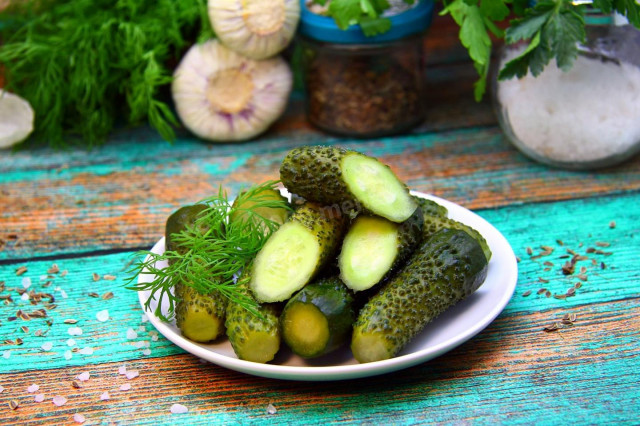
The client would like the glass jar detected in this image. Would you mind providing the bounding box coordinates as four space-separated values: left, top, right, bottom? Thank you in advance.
493 11 640 170
298 0 434 138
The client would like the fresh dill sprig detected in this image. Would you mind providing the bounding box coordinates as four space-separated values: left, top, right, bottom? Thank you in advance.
124 181 292 322
0 0 209 148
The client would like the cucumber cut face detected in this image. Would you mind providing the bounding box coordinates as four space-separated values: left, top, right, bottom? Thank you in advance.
281 302 330 358
339 216 399 292
341 154 416 222
179 310 224 343
251 222 320 302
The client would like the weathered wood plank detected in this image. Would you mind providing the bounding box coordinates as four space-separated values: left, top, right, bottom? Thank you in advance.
2 127 639 260
1 192 637 375
1 297 638 425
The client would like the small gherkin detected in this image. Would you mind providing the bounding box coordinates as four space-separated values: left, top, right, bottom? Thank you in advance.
280 145 417 223
174 281 227 343
225 269 281 363
351 228 489 363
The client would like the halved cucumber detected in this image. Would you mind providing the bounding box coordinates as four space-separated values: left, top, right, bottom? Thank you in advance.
280 146 417 223
338 206 423 292
280 276 355 358
250 202 346 303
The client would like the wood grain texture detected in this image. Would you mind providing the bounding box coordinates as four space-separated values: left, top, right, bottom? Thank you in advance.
1 192 638 426
2 126 639 260
1 297 638 425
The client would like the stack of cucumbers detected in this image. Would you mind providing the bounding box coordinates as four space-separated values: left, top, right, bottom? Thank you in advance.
166 146 491 364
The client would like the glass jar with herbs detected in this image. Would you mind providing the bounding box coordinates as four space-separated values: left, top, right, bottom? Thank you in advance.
298 0 434 138
494 10 640 170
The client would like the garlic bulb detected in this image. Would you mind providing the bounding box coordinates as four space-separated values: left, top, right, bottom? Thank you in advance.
172 40 293 142
0 90 34 149
208 0 300 60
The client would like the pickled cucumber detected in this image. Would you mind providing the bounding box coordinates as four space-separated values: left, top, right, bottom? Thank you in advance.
165 204 208 259
175 281 227 343
351 228 489 363
422 215 492 262
225 270 281 363
414 196 447 218
250 201 346 302
338 206 423 292
280 146 417 223
230 187 290 235
280 276 355 358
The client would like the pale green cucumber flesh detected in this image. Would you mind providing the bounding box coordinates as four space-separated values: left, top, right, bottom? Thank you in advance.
341 154 416 223
179 310 224 343
250 222 320 302
281 302 330 358
232 330 280 363
339 216 399 292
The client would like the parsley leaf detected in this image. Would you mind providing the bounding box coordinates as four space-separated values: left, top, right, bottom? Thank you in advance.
328 0 363 29
360 16 393 36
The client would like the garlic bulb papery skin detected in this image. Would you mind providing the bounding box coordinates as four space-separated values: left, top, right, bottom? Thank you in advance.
172 40 293 142
0 90 35 149
209 0 300 60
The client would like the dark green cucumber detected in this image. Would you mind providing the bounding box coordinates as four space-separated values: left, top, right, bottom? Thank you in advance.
338 206 423 292
165 204 208 259
230 187 290 235
414 196 447 218
351 228 489 363
281 276 355 358
280 145 417 223
422 214 492 262
250 201 346 303
225 270 281 363
174 281 227 342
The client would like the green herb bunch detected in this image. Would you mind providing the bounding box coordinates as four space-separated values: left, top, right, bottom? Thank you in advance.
0 0 212 147
125 181 292 322
312 0 640 100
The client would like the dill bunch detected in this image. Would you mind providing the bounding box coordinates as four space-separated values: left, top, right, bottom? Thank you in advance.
125 181 292 322
0 0 212 148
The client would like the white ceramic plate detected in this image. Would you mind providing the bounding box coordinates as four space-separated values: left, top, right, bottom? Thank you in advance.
138 191 518 381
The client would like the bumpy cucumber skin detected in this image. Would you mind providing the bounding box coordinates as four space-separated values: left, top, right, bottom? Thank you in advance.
281 276 355 358
165 204 208 259
280 145 414 220
293 201 347 270
175 281 227 343
352 228 489 363
414 196 447 218
225 271 281 363
422 214 492 262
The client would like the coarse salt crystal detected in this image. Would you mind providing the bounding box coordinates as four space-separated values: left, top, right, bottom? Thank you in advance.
40 275 48 281
96 310 109 322
67 338 77 347
118 365 127 375
151 335 158 342
138 326 145 332
120 384 131 391
41 342 54 351
3 351 11 359
170 404 188 414
126 328 138 339
78 347 94 355
134 341 145 349
125 370 139 380
68 327 82 336
73 413 86 424
52 396 67 406
100 391 110 401
141 314 148 323
60 289 68 299
34 394 45 403
27 384 40 393
64 350 72 360
76 372 90 382
267 403 277 415
21 292 30 301
22 277 32 289
142 349 151 356
0 385 4 393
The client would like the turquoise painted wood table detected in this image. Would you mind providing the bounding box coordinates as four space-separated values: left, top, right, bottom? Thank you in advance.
2 19 640 426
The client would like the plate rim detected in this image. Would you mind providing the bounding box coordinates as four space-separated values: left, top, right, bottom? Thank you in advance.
138 190 518 381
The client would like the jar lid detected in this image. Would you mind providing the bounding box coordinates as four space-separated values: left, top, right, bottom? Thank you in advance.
299 0 435 44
